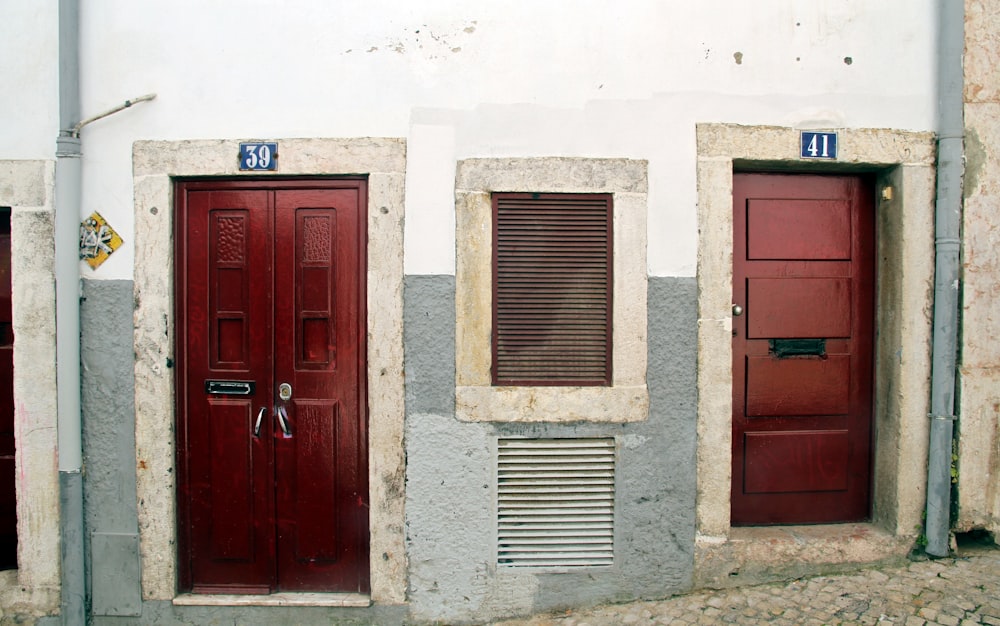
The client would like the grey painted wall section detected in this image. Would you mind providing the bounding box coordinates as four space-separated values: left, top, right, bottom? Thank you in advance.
405 275 698 624
81 279 142 617
81 278 409 625
73 274 695 625
404 275 457 417
59 471 85 623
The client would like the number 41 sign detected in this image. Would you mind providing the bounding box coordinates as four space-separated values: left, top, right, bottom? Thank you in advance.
801 131 838 160
239 142 278 171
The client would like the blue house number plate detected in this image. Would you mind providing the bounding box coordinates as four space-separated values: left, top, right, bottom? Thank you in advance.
801 132 838 159
239 142 278 171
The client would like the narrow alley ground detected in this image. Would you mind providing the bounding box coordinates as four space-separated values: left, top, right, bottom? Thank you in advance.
493 544 1000 626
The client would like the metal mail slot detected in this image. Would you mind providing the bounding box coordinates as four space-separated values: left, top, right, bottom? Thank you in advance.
205 380 256 396
769 338 826 358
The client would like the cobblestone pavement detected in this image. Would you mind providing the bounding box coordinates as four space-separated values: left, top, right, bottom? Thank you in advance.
493 550 1000 626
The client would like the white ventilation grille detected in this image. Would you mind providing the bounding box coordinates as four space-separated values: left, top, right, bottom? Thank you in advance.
497 438 615 568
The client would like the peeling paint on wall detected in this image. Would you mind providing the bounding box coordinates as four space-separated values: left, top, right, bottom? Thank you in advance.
347 19 478 60
964 127 985 199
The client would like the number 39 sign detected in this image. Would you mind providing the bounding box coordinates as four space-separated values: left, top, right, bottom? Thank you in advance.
239 142 278 171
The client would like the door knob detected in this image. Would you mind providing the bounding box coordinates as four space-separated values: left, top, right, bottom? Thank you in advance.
732 304 744 317
276 383 293 437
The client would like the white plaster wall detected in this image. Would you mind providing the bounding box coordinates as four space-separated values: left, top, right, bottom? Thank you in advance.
0 1 939 280
0 4 58 160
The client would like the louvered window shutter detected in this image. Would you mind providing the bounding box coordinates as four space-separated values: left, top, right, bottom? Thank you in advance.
492 193 613 386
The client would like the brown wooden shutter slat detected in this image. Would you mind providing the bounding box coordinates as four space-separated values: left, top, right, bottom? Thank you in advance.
492 193 613 386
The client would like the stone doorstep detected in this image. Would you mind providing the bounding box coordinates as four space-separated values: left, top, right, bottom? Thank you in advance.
172 592 371 608
693 523 914 590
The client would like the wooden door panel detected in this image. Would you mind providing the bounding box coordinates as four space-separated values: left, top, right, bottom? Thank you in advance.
747 277 851 338
0 349 12 570
273 187 368 592
747 199 851 260
732 173 874 525
745 355 850 417
295 209 337 368
204 400 258 561
290 400 341 562
181 189 274 592
208 210 257 368
0 215 14 569
0 454 12 568
743 431 849 493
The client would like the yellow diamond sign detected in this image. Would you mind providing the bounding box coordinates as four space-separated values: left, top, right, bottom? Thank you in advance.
80 211 123 269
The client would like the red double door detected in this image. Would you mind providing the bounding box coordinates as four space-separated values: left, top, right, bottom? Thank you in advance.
732 173 875 525
0 208 14 569
177 180 369 593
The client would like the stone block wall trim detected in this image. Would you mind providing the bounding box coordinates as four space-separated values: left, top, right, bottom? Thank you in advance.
131 138 407 604
0 160 61 616
959 15 1000 531
454 157 649 423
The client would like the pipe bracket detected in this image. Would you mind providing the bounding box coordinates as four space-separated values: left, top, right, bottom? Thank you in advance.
928 413 957 421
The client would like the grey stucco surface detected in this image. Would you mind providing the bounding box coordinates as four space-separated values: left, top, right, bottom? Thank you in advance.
404 275 456 416
81 279 141 617
74 274 697 625
79 278 405 625
404 276 698 624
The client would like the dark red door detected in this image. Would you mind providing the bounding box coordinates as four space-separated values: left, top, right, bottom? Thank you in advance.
731 173 874 525
177 180 368 593
0 207 15 569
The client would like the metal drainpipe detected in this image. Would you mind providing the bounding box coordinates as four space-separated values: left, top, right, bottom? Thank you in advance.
925 0 964 558
55 4 155 620
56 1 85 623
56 0 86 622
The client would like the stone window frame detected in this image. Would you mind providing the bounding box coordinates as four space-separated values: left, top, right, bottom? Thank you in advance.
132 138 406 604
694 124 936 560
455 158 648 423
0 160 60 614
